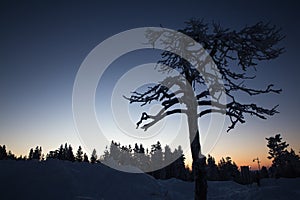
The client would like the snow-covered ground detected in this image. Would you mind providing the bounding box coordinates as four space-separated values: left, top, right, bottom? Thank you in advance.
0 160 299 200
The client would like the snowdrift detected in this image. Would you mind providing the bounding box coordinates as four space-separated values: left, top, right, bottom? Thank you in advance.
0 160 299 200
0 160 165 200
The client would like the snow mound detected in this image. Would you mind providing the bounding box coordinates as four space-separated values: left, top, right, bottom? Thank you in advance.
159 177 300 200
0 160 166 200
1 160 300 200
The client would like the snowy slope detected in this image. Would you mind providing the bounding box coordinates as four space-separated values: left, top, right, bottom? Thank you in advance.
0 160 166 200
0 160 299 200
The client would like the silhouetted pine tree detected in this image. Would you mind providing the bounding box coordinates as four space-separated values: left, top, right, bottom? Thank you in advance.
172 146 186 180
260 166 269 178
151 141 163 179
7 150 16 160
63 143 69 160
0 145 8 160
266 134 297 177
163 145 173 179
140 144 151 171
28 148 34 160
83 153 89 162
282 148 300 177
102 146 110 162
206 154 219 181
119 145 131 165
218 157 240 181
32 146 42 160
58 144 64 160
266 134 288 168
132 144 147 170
66 145 75 162
76 146 83 162
90 149 97 164
110 141 120 162
132 143 140 167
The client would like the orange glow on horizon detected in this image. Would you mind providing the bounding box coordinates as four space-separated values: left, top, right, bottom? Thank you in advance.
184 154 272 171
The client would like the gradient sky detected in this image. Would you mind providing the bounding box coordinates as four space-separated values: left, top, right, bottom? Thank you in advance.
1 0 300 169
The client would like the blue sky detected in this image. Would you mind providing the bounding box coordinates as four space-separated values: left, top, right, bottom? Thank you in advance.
0 0 299 168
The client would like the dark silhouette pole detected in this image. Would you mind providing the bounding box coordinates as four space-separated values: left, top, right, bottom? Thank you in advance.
253 157 261 171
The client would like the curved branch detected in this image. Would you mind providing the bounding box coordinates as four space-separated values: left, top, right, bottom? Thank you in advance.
196 90 210 99
198 102 279 131
198 100 230 108
224 81 282 96
137 109 187 131
123 76 186 107
199 108 244 121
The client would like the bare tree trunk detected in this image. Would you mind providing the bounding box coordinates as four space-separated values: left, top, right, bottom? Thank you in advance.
187 104 207 200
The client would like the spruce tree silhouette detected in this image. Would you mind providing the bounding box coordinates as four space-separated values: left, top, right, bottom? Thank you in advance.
90 149 98 164
83 153 89 162
76 146 84 162
266 134 300 177
0 145 8 160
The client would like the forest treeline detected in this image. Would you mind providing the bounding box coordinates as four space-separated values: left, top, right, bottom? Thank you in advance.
0 134 300 183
